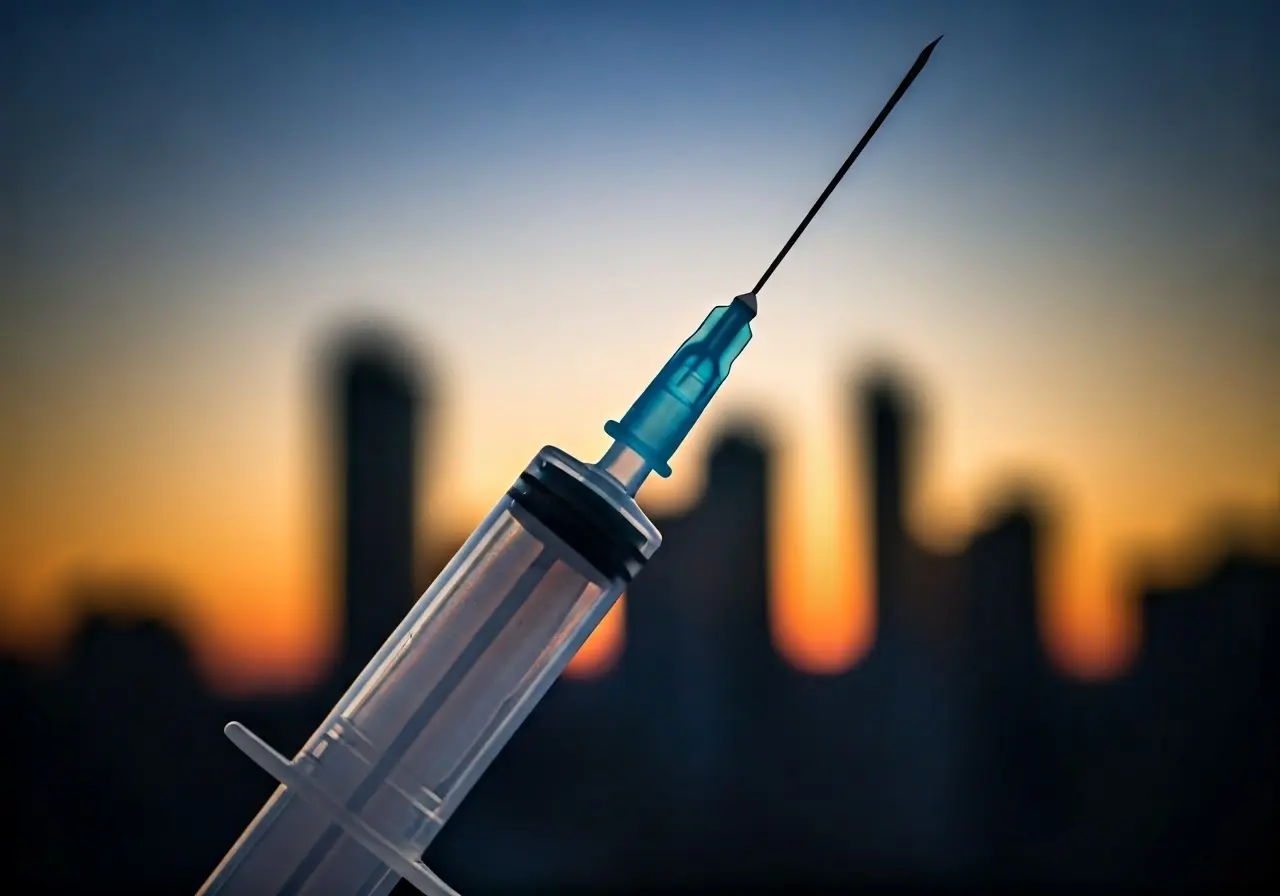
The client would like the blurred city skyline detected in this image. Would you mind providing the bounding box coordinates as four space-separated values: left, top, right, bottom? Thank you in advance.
2 330 1276 893
1 322 1276 697
2 0 1278 689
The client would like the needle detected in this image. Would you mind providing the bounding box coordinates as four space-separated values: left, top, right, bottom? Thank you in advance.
751 35 943 297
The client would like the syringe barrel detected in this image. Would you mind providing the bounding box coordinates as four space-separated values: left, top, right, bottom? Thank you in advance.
199 445 660 896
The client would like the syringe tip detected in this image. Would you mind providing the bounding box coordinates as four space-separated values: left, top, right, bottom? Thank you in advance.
918 35 942 64
733 293 759 317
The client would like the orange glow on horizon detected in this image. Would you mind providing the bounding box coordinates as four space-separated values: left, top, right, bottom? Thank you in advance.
771 440 874 674
0 408 1273 692
0 499 1256 693
1042 527 1141 681
1 439 1268 693
564 597 626 678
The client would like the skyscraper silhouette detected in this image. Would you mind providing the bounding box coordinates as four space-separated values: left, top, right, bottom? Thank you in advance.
967 497 1066 874
700 431 774 664
331 331 423 694
853 370 978 878
861 371 917 633
694 429 780 878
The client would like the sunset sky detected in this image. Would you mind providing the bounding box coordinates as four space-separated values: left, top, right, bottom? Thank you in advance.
2 0 1277 693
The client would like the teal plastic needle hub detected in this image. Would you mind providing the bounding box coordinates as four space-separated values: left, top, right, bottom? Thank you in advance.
604 292 757 478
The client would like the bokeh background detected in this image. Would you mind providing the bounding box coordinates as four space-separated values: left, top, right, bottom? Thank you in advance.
2 0 1278 892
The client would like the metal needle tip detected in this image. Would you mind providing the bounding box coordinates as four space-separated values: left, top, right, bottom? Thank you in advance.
749 36 942 297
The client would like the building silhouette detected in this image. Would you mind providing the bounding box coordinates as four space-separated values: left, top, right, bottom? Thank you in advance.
863 370 915 633
852 368 977 879
330 330 425 704
965 497 1068 881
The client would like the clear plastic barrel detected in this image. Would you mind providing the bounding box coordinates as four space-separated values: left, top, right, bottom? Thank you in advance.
198 445 661 896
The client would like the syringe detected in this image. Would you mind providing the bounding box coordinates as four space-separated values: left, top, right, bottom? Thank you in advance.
196 36 939 896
